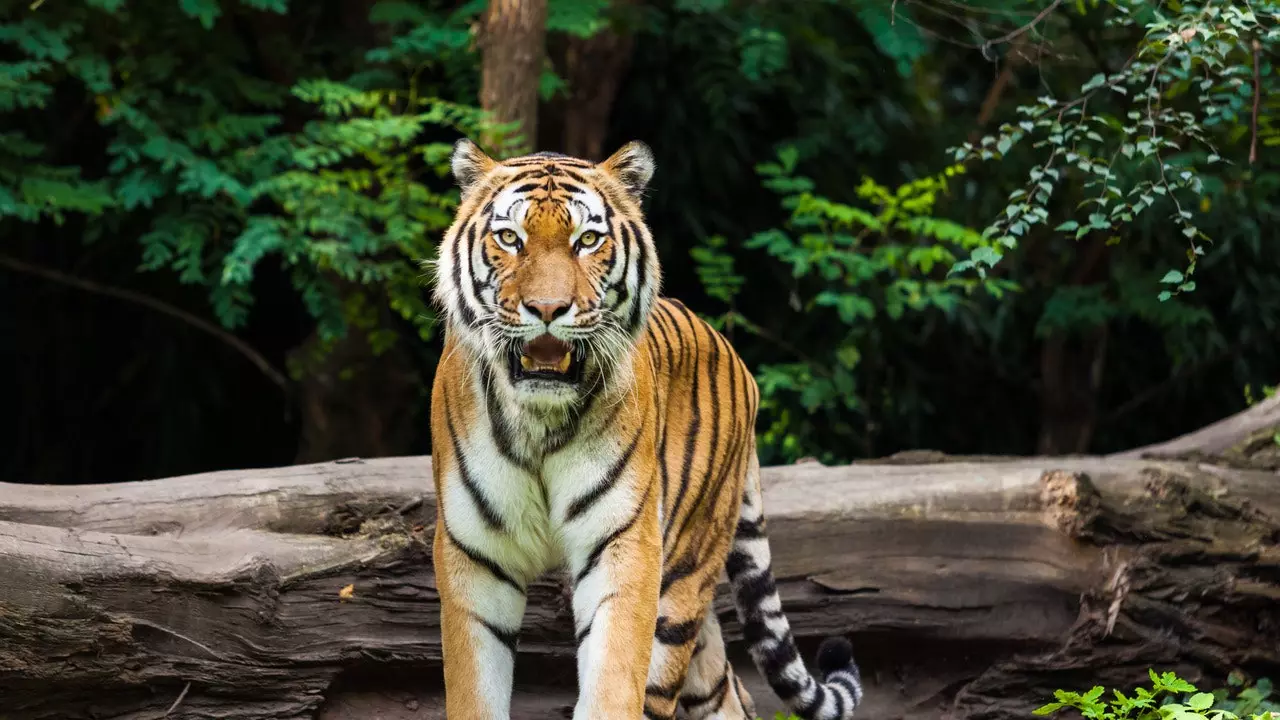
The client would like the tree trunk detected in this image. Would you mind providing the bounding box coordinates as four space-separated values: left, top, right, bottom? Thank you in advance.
289 282 422 465
1037 235 1112 454
1 396 1277 720
478 0 548 155
552 2 638 161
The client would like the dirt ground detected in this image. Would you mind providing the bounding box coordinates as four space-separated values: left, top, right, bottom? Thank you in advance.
317 638 1002 719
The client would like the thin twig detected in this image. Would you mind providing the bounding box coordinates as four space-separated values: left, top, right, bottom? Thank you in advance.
982 0 1064 54
1251 38 1261 165
0 254 289 391
164 682 192 717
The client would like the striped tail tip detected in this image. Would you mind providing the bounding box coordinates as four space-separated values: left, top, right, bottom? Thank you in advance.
815 636 864 716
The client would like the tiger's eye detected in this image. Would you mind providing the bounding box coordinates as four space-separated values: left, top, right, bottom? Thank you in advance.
578 230 601 248
496 229 519 247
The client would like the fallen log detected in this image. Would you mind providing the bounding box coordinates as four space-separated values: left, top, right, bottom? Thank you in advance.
1 398 1277 720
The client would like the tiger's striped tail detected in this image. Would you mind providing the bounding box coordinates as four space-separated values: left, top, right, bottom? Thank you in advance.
727 453 864 720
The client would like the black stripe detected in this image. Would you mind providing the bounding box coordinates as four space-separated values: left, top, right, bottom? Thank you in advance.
574 483 651 585
651 311 677 518
669 330 723 544
471 218 494 300
561 167 590 184
735 565 778 614
725 329 742 479
506 169 541 182
444 524 524 593
608 221 632 311
627 221 649 333
659 302 690 367
444 388 506 532
544 377 603 453
681 671 729 710
655 616 701 646
662 319 702 546
692 635 707 656
565 428 643 522
831 678 848 717
451 221 476 327
660 551 697 595
642 708 672 720
794 683 825 717
760 635 805 698
724 548 755 579
645 682 681 700
732 675 750 709
474 615 519 654
481 365 536 473
831 673 862 707
574 592 614 646
651 303 678 371
736 518 766 539
742 354 760 421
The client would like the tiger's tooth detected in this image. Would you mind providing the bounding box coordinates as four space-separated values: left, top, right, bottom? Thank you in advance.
520 355 533 370
556 353 571 373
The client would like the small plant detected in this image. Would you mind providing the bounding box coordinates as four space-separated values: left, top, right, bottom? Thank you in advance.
691 145 1011 462
1036 669 1278 720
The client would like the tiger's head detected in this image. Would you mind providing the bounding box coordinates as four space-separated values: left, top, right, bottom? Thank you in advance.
432 139 661 409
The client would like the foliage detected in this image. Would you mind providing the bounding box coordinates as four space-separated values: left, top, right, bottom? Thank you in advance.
234 78 487 346
1035 669 1277 720
0 0 501 361
692 146 1012 463
3 0 1279 481
952 0 1280 299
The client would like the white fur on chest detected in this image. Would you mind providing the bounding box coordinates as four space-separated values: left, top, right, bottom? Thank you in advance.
443 417 640 584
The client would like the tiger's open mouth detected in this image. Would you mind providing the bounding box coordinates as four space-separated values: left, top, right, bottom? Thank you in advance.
508 334 585 384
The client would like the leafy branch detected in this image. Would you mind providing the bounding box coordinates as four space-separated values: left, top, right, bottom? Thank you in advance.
949 0 1277 301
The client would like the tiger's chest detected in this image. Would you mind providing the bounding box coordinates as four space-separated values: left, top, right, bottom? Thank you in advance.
439 418 648 586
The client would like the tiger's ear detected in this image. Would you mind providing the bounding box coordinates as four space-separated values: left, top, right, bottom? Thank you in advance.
451 138 496 199
600 141 655 197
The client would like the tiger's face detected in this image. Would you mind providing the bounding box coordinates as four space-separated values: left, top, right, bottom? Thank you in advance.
433 140 661 409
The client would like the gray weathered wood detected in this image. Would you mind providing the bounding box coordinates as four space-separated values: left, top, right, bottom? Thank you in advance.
1 423 1278 719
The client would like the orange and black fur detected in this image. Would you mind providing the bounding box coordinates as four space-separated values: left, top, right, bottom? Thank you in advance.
429 139 863 719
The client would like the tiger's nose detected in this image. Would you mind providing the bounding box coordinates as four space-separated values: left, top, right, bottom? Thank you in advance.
524 299 572 323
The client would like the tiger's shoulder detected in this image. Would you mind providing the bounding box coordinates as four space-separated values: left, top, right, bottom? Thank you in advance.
640 296 759 406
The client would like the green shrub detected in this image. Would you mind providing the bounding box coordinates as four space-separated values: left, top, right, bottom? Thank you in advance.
1036 669 1277 720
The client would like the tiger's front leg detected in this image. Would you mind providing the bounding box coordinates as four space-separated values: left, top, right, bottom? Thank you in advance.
564 483 663 719
433 522 528 720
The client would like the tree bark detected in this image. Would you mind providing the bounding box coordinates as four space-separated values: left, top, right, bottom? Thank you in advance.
552 2 638 161
289 282 422 465
1036 235 1113 455
1 396 1277 720
478 0 548 155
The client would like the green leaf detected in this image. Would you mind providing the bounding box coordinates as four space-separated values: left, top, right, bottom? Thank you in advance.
179 0 222 29
1081 72 1107 91
238 0 288 12
1160 270 1185 284
853 1 929 77
971 246 1003 268
547 0 610 38
1055 220 1079 232
1188 693 1215 710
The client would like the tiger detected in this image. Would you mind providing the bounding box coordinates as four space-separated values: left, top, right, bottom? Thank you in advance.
428 137 865 720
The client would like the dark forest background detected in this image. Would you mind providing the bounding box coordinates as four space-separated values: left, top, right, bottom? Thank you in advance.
2 0 1277 486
